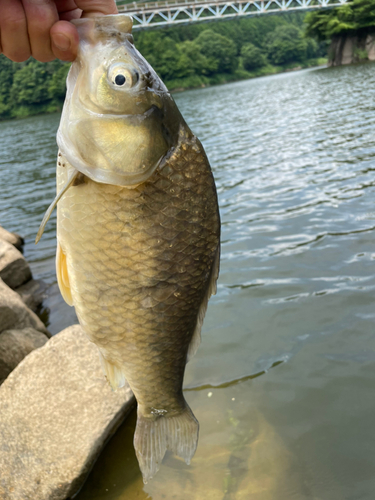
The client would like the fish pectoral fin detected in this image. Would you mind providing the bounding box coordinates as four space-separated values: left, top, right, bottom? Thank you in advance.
35 169 80 244
56 242 73 306
134 403 199 484
98 350 127 390
187 245 220 362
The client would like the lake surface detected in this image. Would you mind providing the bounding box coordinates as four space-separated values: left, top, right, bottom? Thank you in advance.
1 63 375 499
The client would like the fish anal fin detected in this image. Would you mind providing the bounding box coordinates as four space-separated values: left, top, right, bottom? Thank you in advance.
98 350 127 390
187 245 220 362
134 403 199 484
56 242 73 306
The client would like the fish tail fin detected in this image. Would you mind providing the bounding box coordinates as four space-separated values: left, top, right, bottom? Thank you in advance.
98 350 126 390
134 402 199 483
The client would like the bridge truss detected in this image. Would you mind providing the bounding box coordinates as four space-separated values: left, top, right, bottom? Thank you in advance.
117 0 347 30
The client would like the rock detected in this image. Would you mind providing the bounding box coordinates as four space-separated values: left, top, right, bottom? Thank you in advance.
0 278 49 336
0 325 134 500
341 36 354 65
15 278 49 312
328 33 375 66
0 239 32 289
366 34 375 61
0 226 24 251
0 327 48 385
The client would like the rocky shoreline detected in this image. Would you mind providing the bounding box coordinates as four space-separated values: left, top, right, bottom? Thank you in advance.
0 226 134 500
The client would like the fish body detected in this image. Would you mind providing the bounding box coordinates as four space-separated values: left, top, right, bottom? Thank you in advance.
52 15 220 482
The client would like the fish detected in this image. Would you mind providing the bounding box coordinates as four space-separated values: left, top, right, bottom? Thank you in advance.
36 14 220 483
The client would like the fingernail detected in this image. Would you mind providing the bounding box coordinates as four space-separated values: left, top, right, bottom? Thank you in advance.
52 33 71 51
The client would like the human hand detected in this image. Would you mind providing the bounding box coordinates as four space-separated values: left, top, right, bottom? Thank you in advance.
0 0 118 63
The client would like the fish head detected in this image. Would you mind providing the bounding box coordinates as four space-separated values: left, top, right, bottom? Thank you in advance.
57 15 182 187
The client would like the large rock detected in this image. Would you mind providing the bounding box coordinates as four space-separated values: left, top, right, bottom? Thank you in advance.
15 278 49 312
329 33 375 66
0 325 134 500
0 327 48 385
0 279 49 335
0 239 31 289
0 226 24 251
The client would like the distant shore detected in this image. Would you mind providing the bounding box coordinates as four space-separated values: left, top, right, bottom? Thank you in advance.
170 59 327 94
0 58 327 123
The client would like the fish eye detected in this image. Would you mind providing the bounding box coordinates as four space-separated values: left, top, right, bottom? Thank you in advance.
115 74 126 86
107 63 138 90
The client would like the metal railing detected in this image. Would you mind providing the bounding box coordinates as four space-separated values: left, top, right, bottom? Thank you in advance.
116 0 347 29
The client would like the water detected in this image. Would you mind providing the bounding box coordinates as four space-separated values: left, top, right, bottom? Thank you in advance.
1 63 375 498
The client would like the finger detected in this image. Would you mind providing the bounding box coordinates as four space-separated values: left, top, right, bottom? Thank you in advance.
21 0 59 62
0 0 31 62
50 20 79 61
54 0 82 20
74 0 118 17
58 8 82 22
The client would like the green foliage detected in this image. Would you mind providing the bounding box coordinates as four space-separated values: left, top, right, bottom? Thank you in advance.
193 30 238 74
241 43 267 71
0 55 69 120
265 25 308 65
0 12 326 120
305 0 375 41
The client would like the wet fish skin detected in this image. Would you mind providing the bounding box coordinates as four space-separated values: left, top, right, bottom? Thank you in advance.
54 14 220 483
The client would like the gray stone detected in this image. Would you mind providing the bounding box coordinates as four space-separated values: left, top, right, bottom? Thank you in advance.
341 36 354 65
366 34 375 61
0 324 134 500
0 327 48 385
328 34 375 67
0 239 32 289
15 278 49 312
0 278 49 335
0 226 24 251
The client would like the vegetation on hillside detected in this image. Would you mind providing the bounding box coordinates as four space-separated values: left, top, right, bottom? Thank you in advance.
0 13 326 121
305 0 375 41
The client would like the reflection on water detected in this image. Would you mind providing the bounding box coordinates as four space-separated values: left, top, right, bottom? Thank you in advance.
76 384 299 500
0 113 78 333
2 63 375 498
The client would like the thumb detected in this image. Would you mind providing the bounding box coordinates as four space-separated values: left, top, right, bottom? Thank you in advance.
74 0 118 17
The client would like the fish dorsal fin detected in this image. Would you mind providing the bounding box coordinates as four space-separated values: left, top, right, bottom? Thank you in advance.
35 169 79 244
187 245 220 362
56 242 73 306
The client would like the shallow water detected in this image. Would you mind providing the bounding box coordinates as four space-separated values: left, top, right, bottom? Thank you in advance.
2 64 375 499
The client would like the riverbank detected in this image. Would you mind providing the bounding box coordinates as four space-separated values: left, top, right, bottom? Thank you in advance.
169 58 327 93
0 225 134 500
0 57 327 122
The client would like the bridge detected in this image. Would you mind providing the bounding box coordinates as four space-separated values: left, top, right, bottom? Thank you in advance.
116 0 347 30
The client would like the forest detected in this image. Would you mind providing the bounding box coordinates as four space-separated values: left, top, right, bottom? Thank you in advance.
305 0 375 41
0 10 344 121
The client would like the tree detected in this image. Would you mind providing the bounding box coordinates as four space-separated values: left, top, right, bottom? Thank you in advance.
48 63 70 101
305 0 375 41
193 30 238 74
266 25 307 65
241 43 267 71
178 40 214 76
0 56 15 118
10 61 50 106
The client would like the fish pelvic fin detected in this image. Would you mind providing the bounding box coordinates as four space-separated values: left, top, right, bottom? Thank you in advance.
98 350 127 390
56 242 73 306
134 403 199 484
187 245 220 362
